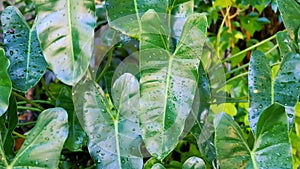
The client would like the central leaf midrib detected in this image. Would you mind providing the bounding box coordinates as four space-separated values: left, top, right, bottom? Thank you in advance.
67 0 75 77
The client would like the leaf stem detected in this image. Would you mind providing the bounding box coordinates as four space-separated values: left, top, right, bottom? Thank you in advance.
12 131 26 139
17 106 42 112
216 7 231 58
12 91 44 111
222 34 277 63
96 48 113 83
17 121 36 126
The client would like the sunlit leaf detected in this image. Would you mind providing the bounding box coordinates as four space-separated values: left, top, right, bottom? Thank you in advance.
34 0 96 85
1 6 47 92
73 73 143 169
0 48 12 116
139 10 207 160
215 103 292 169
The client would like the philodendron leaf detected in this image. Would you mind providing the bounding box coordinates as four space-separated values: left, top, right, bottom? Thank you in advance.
215 103 292 169
1 6 47 92
248 50 272 132
274 53 300 125
0 48 12 116
182 156 205 169
139 10 207 160
34 0 96 86
277 0 300 39
73 73 143 169
151 163 166 169
0 108 68 168
56 87 86 151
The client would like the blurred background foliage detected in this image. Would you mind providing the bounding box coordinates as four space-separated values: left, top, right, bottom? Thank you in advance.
1 0 299 168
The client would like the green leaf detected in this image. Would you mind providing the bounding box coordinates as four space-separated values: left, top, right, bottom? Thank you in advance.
73 73 143 169
182 156 206 169
151 163 166 169
277 0 300 39
274 53 300 124
215 103 292 169
1 6 47 92
139 11 207 160
248 51 272 132
106 0 168 38
34 0 96 85
56 87 86 152
276 31 297 55
0 48 12 116
0 96 17 161
0 108 69 168
213 0 233 8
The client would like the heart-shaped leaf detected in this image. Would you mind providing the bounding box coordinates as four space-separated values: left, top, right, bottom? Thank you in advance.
139 10 207 160
0 108 69 168
73 73 143 169
1 6 47 92
0 48 12 116
248 50 272 132
276 31 297 55
215 103 292 169
34 0 96 85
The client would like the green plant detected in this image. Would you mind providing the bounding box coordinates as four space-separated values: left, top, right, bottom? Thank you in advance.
0 0 300 168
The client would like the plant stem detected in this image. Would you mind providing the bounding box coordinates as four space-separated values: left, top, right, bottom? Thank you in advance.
17 100 53 105
12 131 26 139
222 34 277 63
12 91 44 111
96 48 113 83
216 7 231 58
226 72 249 84
18 121 36 126
17 106 42 112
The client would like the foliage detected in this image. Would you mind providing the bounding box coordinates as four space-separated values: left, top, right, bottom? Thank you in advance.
0 0 299 168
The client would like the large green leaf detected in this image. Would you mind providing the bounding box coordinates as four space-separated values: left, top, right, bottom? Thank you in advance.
0 96 17 161
34 0 96 85
1 6 47 92
248 51 272 132
215 103 292 169
0 48 12 116
73 73 143 169
56 87 86 151
277 0 300 39
0 108 68 168
139 11 207 160
274 53 300 125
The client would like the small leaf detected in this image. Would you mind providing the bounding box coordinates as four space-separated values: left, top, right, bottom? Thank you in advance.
182 156 206 169
215 103 292 169
277 0 300 39
34 0 96 85
0 48 12 116
1 6 47 92
151 163 166 169
0 96 17 160
6 108 69 168
73 74 143 169
276 31 297 55
248 51 272 132
56 87 86 151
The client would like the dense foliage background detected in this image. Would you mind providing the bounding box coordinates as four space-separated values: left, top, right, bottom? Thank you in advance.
0 0 299 168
